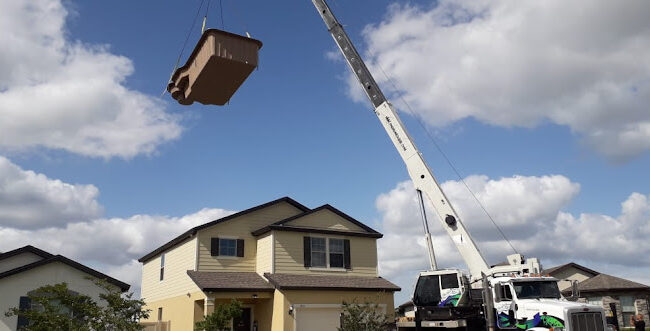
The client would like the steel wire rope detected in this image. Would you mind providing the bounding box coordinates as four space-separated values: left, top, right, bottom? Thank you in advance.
162 0 208 95
331 0 520 256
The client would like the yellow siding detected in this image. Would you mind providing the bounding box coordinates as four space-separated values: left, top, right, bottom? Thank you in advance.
256 233 273 276
286 209 365 232
141 237 200 303
197 202 303 272
274 231 378 277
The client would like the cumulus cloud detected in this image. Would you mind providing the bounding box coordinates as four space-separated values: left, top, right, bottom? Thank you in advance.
0 0 182 158
376 176 650 302
350 0 650 160
0 207 234 295
0 156 102 229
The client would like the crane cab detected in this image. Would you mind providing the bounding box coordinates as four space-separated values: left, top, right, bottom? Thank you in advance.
412 269 467 308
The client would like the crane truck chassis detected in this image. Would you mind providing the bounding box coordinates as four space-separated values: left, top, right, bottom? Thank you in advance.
310 1 609 330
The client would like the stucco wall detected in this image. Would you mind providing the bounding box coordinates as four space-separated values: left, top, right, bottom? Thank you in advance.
140 291 205 331
271 289 395 331
0 262 121 331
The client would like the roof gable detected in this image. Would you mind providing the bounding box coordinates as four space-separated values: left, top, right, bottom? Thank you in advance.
139 197 310 263
0 251 130 292
543 262 600 277
252 205 382 238
0 245 53 261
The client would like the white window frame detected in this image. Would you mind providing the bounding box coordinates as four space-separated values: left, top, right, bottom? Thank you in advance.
213 236 246 260
309 236 347 271
159 253 165 282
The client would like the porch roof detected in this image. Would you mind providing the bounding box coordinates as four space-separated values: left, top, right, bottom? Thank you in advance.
187 271 275 292
264 273 400 292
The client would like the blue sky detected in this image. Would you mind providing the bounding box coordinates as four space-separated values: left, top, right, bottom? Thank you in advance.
1 0 650 305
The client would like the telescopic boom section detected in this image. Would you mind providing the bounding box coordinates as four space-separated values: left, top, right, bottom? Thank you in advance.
312 0 491 279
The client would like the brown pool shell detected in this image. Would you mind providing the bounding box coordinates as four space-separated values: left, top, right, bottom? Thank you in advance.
167 29 263 106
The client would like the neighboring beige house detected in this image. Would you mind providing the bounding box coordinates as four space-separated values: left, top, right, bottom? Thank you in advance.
0 245 130 331
544 262 650 329
138 197 399 331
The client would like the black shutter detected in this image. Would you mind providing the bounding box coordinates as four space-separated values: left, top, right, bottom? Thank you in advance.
17 296 30 329
236 239 245 257
211 238 220 256
303 237 311 267
343 239 351 269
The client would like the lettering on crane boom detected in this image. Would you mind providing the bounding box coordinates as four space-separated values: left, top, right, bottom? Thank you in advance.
385 116 407 151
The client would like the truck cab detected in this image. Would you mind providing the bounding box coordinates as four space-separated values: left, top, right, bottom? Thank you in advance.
492 276 607 331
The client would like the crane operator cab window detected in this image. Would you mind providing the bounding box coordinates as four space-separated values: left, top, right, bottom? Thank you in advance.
495 283 513 301
413 272 463 307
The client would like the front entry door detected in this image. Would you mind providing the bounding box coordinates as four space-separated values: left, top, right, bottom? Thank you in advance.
233 307 251 331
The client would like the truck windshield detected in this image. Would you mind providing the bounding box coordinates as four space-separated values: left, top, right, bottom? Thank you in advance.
512 281 561 299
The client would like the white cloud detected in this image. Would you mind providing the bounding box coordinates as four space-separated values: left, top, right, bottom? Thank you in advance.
376 176 650 303
0 207 234 296
0 156 102 229
351 0 650 160
0 0 182 158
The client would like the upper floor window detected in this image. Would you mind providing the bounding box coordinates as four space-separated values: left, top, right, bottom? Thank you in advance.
211 238 244 257
160 253 165 281
304 236 350 269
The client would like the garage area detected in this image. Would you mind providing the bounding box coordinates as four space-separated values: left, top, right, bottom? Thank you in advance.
294 305 341 331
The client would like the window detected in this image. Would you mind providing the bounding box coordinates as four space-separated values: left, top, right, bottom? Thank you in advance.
588 297 603 306
219 239 237 257
621 296 636 327
440 274 460 289
304 237 350 269
329 238 344 268
211 238 245 257
159 254 165 281
311 237 327 267
497 284 513 301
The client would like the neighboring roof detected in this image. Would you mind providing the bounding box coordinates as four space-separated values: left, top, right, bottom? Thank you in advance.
542 262 600 277
139 197 310 263
0 245 54 261
264 273 400 292
187 271 275 292
562 273 650 294
0 252 130 292
251 204 383 238
398 300 414 309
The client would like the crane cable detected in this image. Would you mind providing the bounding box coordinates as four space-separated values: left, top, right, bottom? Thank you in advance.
162 0 208 95
374 60 520 256
335 1 520 255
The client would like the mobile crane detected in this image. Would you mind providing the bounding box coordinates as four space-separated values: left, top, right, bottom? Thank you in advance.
311 1 609 330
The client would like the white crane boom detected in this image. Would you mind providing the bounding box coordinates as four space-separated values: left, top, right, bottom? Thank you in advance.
311 0 491 278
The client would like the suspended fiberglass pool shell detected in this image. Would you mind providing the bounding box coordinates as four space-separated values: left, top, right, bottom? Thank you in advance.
167 29 263 106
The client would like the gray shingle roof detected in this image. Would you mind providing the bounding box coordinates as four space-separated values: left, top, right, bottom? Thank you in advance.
264 273 400 291
187 271 275 292
571 273 650 293
542 262 600 276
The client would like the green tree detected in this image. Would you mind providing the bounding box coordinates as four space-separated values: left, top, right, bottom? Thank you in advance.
338 299 391 331
194 300 243 331
5 281 149 331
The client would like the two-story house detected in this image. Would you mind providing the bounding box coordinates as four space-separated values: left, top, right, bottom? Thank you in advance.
138 197 399 331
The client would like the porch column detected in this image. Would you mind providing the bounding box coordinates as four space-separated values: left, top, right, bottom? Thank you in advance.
205 297 215 316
